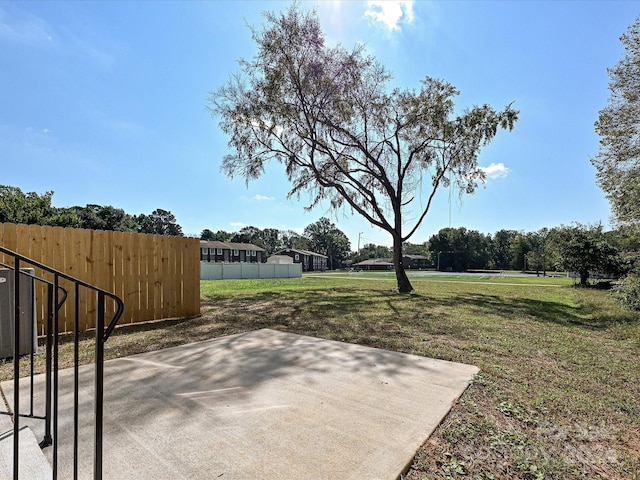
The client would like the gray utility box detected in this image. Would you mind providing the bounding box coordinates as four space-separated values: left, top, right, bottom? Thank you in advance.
0 268 37 360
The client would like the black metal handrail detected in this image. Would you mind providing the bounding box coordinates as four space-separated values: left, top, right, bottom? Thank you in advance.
0 246 124 480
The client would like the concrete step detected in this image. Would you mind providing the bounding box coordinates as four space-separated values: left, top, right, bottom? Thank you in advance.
0 426 51 480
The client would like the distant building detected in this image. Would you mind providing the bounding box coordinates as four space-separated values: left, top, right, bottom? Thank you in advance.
200 240 266 263
352 258 394 271
403 255 430 269
271 248 327 272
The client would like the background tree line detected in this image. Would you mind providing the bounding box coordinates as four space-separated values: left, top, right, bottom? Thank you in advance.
4 185 637 290
425 225 633 286
350 224 635 288
0 185 183 236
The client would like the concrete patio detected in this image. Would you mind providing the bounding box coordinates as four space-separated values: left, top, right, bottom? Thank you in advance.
1 329 479 479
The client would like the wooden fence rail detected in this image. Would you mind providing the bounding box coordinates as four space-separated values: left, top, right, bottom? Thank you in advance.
0 222 200 334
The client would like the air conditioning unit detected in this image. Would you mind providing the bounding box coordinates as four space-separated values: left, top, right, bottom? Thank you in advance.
0 268 37 360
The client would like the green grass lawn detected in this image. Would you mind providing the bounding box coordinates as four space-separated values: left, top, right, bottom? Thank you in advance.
2 274 639 479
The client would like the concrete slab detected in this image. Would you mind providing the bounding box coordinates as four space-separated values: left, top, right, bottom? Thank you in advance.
0 410 12 434
1 329 478 480
0 426 52 480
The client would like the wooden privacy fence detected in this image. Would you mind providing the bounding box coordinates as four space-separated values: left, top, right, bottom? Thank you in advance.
0 222 201 335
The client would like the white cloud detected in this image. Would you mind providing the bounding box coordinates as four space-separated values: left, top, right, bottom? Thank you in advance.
364 1 414 32
229 222 246 229
253 194 274 201
479 163 510 180
0 6 116 70
0 7 54 45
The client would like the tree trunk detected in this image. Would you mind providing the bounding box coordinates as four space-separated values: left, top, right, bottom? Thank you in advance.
392 236 413 293
580 271 589 287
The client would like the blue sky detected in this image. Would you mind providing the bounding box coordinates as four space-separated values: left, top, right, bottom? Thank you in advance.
1 1 638 249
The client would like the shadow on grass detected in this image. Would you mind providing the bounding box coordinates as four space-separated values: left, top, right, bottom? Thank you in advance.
441 292 636 330
204 286 636 333
16 285 625 384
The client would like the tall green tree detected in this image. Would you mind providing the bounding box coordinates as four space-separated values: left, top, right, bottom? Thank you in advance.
427 227 490 271
490 229 517 270
209 5 518 292
209 229 233 241
229 226 280 254
76 204 136 232
303 217 351 269
510 233 532 271
260 228 281 255
592 15 640 225
279 230 310 251
607 224 640 272
526 228 550 276
0 185 56 225
200 229 216 240
231 226 262 244
135 209 183 236
402 241 429 256
555 224 623 286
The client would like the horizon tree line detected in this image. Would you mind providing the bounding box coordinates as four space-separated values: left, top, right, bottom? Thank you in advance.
2 184 635 286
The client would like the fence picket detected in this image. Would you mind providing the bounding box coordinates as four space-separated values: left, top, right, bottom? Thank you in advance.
0 222 199 334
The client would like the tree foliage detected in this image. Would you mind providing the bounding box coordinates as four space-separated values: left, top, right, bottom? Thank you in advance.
279 230 310 251
210 5 518 292
303 217 351 269
135 209 183 236
229 226 281 255
490 229 518 270
592 15 640 225
200 229 216 241
352 243 393 264
201 229 233 242
0 185 184 235
76 204 136 232
613 272 640 312
554 224 623 286
427 227 491 271
0 185 56 225
402 242 429 256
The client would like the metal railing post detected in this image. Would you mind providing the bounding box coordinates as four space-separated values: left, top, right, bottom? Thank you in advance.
53 273 60 480
41 283 54 448
94 291 106 480
12 259 20 480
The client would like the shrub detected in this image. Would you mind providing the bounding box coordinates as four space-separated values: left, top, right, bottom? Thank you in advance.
613 272 640 312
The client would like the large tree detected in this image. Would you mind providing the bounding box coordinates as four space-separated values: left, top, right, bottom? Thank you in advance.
303 217 351 269
135 209 183 236
210 5 518 292
427 227 491 271
230 225 281 254
76 204 136 232
279 230 310 251
592 15 640 225
555 224 623 286
0 185 57 225
490 229 517 270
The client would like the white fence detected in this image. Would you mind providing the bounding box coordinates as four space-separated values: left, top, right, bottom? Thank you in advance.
200 262 302 280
